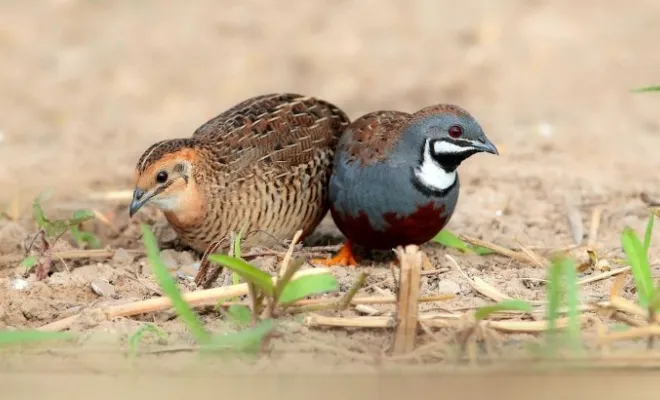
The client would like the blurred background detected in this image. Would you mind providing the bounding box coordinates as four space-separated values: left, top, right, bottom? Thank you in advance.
1 0 659 204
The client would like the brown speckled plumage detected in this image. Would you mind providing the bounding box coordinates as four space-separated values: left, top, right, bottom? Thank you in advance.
135 93 351 253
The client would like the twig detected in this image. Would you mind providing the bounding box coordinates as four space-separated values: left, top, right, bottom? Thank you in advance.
38 267 333 332
599 325 660 344
578 266 630 286
391 245 423 354
564 194 584 245
292 293 455 309
515 242 549 268
588 206 604 246
445 254 510 302
605 296 660 324
305 314 591 334
279 229 303 278
459 235 536 265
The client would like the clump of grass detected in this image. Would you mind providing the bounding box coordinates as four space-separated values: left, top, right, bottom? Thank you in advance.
22 192 101 279
140 223 338 355
433 230 494 255
208 253 338 322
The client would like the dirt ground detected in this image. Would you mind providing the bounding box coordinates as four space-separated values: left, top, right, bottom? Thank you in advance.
2 0 660 393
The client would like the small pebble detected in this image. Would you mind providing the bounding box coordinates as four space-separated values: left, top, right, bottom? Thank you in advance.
436 279 462 295
10 278 28 290
159 249 179 271
90 278 116 297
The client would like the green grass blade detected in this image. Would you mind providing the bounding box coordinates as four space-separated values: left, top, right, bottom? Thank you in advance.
643 211 655 254
432 230 470 252
278 273 339 305
225 304 252 328
553 254 581 352
208 254 274 296
128 323 168 357
474 299 533 320
621 227 654 306
141 224 210 344
545 259 563 352
432 230 494 255
0 330 73 346
632 85 660 93
205 318 275 354
649 288 660 312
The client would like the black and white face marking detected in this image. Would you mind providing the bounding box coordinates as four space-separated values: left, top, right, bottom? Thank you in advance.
412 138 459 194
412 137 484 195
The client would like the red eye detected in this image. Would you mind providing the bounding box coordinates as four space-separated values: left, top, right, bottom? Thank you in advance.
448 125 463 138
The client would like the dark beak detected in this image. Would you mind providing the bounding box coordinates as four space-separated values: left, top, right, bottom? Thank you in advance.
474 136 499 155
129 188 148 218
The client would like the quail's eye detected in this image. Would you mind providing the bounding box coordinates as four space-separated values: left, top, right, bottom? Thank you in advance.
156 171 168 184
448 125 463 138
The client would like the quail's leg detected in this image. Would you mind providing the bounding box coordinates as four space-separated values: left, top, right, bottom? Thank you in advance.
311 240 359 267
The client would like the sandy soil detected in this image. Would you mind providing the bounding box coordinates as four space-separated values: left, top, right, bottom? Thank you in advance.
2 0 660 392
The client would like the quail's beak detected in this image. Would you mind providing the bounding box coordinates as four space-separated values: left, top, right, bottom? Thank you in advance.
473 136 499 155
129 188 149 218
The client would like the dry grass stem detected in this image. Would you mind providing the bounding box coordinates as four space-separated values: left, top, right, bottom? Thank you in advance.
588 206 604 246
279 229 303 277
305 314 592 334
564 194 584 245
599 325 660 344
459 234 538 265
515 243 549 268
38 267 332 332
336 272 368 311
578 266 630 286
446 254 510 302
391 245 423 354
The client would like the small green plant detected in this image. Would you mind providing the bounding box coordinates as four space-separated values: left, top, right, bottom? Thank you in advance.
433 230 494 255
207 253 338 322
70 210 102 249
22 193 101 279
128 323 169 357
140 223 338 355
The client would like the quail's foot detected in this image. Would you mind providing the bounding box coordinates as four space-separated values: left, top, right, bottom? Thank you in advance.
311 240 359 267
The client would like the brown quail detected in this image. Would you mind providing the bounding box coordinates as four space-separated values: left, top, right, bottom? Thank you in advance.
129 93 351 253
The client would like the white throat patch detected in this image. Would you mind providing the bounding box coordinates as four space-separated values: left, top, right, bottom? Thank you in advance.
414 139 457 192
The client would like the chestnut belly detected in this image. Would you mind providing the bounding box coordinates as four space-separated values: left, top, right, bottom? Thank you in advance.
331 201 450 250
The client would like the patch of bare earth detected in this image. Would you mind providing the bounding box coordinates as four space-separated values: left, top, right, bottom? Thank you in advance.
2 0 660 394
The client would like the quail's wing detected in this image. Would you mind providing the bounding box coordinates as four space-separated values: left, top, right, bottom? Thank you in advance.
192 93 350 177
336 110 411 166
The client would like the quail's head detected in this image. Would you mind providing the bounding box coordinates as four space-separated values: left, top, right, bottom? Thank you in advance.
129 139 203 220
398 104 498 170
